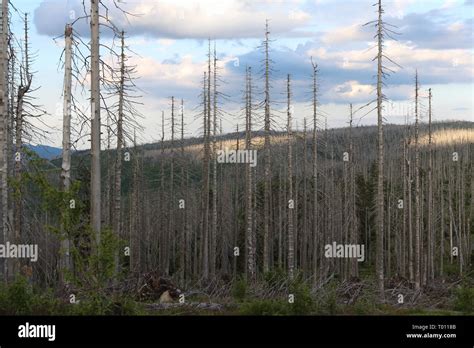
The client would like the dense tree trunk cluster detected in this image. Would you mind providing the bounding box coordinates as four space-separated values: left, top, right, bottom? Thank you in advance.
0 1 471 305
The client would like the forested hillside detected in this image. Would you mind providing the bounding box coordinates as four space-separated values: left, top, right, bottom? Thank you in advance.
0 0 472 317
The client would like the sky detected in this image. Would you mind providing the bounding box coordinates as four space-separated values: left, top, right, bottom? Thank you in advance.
8 0 474 148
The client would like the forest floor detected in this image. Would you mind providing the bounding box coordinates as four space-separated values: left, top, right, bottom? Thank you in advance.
0 271 472 316
139 272 474 316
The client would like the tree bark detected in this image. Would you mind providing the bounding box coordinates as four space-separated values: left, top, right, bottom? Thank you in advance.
376 0 385 299
245 67 255 281
60 24 73 280
0 0 9 281
90 0 101 242
414 71 421 290
263 20 271 273
287 75 294 280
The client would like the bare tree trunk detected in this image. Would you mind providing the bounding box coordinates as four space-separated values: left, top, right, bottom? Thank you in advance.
427 88 434 281
168 97 175 275
263 20 271 273
245 67 255 281
90 0 101 242
414 71 421 291
180 99 186 283
201 70 210 279
210 42 217 277
232 125 239 279
343 117 350 279
349 104 358 277
407 132 414 281
376 0 385 299
130 131 140 273
14 15 32 276
302 119 308 277
402 137 407 277
60 24 73 280
0 0 9 281
448 173 453 265
440 169 444 277
457 154 463 275
311 59 319 287
278 167 283 269
287 75 294 280
113 31 125 276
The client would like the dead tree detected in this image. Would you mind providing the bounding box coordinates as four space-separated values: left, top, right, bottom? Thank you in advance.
210 41 217 277
201 70 210 279
311 58 319 287
349 104 359 277
59 24 73 279
287 74 294 280
90 0 101 243
375 0 385 299
263 20 272 272
168 96 175 275
179 98 187 283
301 118 308 277
427 88 434 281
113 30 126 276
14 14 33 261
0 0 9 281
245 66 256 281
405 114 414 281
414 71 421 290
364 0 400 299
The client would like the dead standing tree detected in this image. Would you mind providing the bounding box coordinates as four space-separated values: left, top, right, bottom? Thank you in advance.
111 30 143 276
200 70 210 280
262 20 272 273
0 0 9 281
90 0 101 245
14 14 33 267
60 24 73 279
245 66 256 281
67 0 137 275
364 0 401 300
414 71 421 290
113 31 126 275
427 88 434 281
287 74 294 280
374 0 385 300
310 58 319 287
210 42 217 277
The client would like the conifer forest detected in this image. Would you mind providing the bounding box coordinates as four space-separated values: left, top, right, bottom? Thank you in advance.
0 0 472 322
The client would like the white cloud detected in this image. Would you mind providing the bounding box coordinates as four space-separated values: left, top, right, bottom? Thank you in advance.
134 55 206 89
106 0 311 39
321 24 370 45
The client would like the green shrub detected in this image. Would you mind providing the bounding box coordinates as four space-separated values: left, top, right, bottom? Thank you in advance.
288 282 314 315
263 268 287 288
0 276 144 316
453 285 474 314
314 281 340 315
239 299 289 315
0 276 65 315
69 293 144 316
232 277 247 302
0 276 32 315
239 281 315 316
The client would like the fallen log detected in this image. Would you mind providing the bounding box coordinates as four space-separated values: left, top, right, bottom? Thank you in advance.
145 302 225 311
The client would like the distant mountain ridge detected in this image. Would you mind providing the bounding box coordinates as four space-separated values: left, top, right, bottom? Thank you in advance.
26 144 62 160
